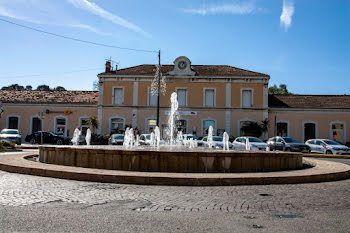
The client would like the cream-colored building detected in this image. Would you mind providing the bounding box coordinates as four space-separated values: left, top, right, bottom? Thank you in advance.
1 56 350 144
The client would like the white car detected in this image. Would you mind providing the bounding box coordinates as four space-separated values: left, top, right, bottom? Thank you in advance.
0 129 22 145
200 136 233 149
108 134 124 145
305 139 350 155
232 137 268 151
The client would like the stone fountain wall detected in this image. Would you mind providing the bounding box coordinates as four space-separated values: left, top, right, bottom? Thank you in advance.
39 146 303 173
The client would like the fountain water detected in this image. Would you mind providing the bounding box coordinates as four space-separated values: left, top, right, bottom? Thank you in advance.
168 92 179 145
154 126 161 147
85 128 92 146
207 126 213 149
71 128 80 146
222 132 229 151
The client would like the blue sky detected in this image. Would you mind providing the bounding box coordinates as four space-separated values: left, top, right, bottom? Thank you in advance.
0 0 349 94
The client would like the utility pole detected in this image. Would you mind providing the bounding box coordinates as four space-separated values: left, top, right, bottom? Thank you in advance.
0 102 3 129
156 50 161 127
38 111 44 145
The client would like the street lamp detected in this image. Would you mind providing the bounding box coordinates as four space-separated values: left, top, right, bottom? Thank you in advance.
151 50 166 127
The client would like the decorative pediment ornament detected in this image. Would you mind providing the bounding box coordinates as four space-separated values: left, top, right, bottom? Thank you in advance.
168 56 196 76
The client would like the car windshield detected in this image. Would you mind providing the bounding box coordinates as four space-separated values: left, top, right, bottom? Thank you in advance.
0 130 18 135
49 132 58 136
248 137 263 143
213 137 223 142
323 140 341 145
283 137 301 143
145 135 151 140
186 135 198 140
113 135 124 140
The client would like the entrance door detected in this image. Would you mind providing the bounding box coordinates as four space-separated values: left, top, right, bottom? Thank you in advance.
304 123 316 142
32 117 42 133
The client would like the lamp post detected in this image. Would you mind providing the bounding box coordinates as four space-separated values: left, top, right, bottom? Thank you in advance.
151 50 166 127
38 111 45 145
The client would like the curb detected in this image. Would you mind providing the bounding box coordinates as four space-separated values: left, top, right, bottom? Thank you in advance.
0 152 350 186
303 154 350 159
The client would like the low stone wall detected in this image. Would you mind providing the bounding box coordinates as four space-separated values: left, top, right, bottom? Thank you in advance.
39 146 303 173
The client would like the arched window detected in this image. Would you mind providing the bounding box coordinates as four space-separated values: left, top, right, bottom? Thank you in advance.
110 117 125 134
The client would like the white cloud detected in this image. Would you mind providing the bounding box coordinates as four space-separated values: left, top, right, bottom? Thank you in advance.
0 5 42 24
182 2 258 15
67 0 150 37
280 0 294 30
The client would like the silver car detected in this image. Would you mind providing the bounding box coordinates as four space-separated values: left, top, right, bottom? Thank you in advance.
305 139 350 155
232 137 268 151
0 129 22 145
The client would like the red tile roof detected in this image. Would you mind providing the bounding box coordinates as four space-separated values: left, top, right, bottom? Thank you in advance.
0 90 98 104
269 95 350 109
99 64 269 77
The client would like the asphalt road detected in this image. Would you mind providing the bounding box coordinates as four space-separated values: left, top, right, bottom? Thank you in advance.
0 154 349 233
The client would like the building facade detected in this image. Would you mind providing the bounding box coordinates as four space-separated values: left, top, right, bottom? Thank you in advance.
1 56 350 144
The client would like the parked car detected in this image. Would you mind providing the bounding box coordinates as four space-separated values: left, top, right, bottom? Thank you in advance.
232 137 268 151
108 134 124 145
267 136 310 153
0 129 22 145
25 131 71 145
200 136 233 149
139 133 165 145
305 139 350 155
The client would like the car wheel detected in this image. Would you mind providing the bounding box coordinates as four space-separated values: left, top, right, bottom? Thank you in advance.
56 139 63 145
326 150 333 155
30 138 36 144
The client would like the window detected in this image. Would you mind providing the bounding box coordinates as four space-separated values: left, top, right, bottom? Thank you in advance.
80 118 89 136
277 122 288 137
113 87 123 105
147 119 157 133
176 119 187 133
242 90 252 107
8 116 19 129
55 118 67 136
203 120 215 136
110 118 125 134
177 89 187 107
148 88 157 106
331 123 345 143
240 121 254 136
204 89 215 107
32 117 41 133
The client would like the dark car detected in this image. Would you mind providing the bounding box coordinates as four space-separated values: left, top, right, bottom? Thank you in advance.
267 136 310 153
25 131 71 145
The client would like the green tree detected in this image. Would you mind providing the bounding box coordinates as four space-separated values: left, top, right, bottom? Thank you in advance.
1 84 24 91
53 86 66 91
36 85 51 91
88 116 99 134
268 84 292 95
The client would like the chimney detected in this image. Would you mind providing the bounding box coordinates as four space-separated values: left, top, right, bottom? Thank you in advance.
105 61 111 73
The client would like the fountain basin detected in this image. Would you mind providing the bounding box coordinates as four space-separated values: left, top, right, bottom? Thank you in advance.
39 146 303 173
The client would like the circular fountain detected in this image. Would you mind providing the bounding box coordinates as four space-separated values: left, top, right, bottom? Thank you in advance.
38 92 302 173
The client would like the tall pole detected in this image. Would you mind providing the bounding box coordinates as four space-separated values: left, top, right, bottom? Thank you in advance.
156 50 161 127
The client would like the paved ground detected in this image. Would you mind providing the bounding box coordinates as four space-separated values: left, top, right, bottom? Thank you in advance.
0 152 349 232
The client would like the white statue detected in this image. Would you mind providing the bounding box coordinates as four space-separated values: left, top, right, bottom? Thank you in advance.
85 128 91 146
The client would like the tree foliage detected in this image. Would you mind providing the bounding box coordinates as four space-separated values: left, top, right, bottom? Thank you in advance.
0 84 66 91
268 84 292 95
241 120 269 138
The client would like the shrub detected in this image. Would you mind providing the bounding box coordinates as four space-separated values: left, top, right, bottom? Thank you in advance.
0 140 15 151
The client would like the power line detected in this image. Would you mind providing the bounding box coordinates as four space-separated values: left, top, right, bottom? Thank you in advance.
0 18 158 54
0 68 103 79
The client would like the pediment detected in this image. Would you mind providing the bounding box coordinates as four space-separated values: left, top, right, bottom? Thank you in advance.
168 56 196 76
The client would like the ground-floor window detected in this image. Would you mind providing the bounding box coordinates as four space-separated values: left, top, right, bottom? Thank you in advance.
32 117 42 133
55 117 67 136
277 122 288 137
146 119 157 133
110 118 125 134
203 119 216 136
80 118 89 136
240 121 255 136
331 122 345 143
176 119 187 134
8 116 19 129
